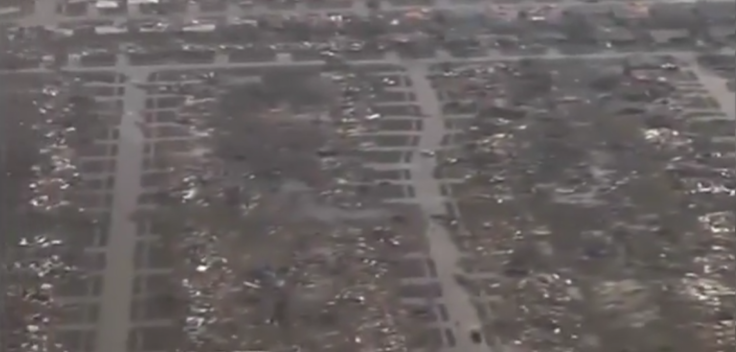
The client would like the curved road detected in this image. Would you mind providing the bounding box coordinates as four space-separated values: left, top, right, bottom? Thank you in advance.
406 63 490 352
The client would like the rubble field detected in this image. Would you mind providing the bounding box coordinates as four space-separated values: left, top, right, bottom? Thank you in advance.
1 1 734 351
432 56 735 352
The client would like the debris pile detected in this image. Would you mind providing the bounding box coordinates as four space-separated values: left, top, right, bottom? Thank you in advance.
136 69 423 352
2 75 107 352
433 58 734 351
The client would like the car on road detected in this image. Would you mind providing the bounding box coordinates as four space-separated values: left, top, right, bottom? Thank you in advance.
420 149 436 157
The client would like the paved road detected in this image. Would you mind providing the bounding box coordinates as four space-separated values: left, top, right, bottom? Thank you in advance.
94 56 149 352
3 48 734 76
12 0 726 27
406 64 489 352
689 62 736 120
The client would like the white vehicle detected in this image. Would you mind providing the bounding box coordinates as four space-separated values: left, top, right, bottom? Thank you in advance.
420 149 436 157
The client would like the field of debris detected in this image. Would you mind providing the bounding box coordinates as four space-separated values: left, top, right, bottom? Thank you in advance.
127 64 437 352
434 56 735 351
1 1 734 352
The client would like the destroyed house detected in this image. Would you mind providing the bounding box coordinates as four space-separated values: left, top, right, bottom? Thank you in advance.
647 3 698 28
606 3 649 22
707 25 736 43
563 3 616 19
649 29 692 46
695 1 736 24
95 0 126 14
595 27 638 45
530 31 568 44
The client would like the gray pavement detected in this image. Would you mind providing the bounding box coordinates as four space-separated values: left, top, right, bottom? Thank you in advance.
689 60 736 119
94 56 149 352
5 48 735 76
406 63 489 352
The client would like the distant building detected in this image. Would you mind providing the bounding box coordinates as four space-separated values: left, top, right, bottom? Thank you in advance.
647 3 697 28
